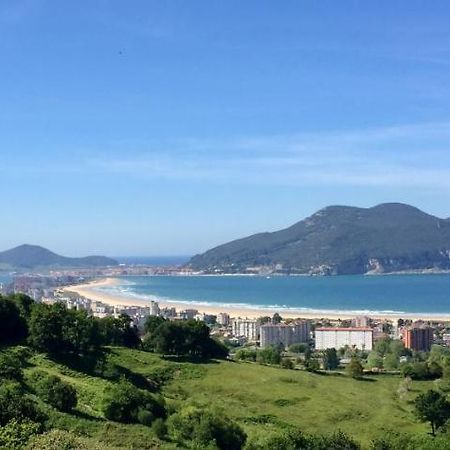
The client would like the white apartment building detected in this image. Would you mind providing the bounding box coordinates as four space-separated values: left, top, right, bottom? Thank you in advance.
260 321 311 348
232 318 259 341
315 327 373 351
217 312 231 327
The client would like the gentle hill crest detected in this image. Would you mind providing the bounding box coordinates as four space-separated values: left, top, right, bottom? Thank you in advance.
188 203 450 275
0 244 117 269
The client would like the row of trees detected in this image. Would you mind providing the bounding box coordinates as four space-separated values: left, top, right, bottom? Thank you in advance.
1 294 228 361
0 294 141 355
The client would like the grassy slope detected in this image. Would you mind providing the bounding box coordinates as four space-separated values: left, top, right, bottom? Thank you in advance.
24 348 433 448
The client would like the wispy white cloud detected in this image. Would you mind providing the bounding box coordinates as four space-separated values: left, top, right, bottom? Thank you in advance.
86 121 450 189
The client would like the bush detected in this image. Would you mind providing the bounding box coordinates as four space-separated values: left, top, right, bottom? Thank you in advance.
0 419 41 450
25 429 89 450
0 381 45 426
167 406 246 449
35 375 77 412
281 358 294 369
103 379 165 425
234 348 257 362
0 352 24 381
151 418 168 440
288 343 308 354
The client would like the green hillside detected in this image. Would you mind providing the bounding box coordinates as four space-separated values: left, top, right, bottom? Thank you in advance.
188 203 450 274
14 347 432 448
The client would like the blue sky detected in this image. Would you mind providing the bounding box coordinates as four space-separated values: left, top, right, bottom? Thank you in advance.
2 1 450 256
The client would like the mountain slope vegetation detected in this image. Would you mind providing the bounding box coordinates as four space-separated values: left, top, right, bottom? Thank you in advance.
188 203 450 275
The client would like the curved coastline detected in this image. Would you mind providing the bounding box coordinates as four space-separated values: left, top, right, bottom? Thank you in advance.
62 277 450 321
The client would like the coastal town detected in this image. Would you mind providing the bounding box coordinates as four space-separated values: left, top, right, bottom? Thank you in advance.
1 270 444 366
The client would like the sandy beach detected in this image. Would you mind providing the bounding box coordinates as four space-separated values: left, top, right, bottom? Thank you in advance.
61 277 450 322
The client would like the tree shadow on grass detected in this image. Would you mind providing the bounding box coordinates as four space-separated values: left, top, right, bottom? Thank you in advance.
161 355 221 364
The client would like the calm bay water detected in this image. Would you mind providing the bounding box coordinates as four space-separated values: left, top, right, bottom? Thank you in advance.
99 274 450 315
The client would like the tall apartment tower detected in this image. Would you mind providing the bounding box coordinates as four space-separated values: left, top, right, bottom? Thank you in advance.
404 327 434 352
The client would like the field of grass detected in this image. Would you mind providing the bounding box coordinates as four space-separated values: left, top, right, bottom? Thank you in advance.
23 348 436 448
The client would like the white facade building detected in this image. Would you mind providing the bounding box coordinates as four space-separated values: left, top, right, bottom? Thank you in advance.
217 312 231 327
315 327 373 351
232 319 259 341
260 321 311 348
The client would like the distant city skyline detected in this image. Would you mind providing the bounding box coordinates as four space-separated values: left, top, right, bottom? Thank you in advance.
2 1 450 256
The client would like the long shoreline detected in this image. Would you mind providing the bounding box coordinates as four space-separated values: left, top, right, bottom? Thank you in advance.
61 277 450 321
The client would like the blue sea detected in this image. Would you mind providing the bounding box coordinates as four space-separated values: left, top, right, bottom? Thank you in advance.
95 274 450 316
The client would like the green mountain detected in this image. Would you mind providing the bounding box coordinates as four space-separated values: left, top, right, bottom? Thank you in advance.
0 244 117 269
188 203 450 275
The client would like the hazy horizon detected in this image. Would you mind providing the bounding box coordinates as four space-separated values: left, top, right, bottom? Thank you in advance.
3 1 450 255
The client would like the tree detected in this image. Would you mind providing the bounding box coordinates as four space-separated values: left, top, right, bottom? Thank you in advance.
150 320 228 359
35 375 77 412
305 358 320 372
103 379 165 425
414 390 450 436
288 343 308 354
346 358 363 379
366 351 384 370
257 345 282 365
144 315 166 335
272 313 282 324
0 298 27 345
384 353 400 371
281 358 294 369
167 406 246 449
323 348 339 370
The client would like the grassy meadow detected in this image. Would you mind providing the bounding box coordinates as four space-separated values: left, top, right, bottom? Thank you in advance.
20 347 436 448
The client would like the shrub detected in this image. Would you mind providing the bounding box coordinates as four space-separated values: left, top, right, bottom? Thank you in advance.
36 375 77 412
0 352 24 381
167 406 246 449
151 418 168 440
0 419 41 450
280 358 294 369
25 429 88 450
103 379 165 425
0 381 45 426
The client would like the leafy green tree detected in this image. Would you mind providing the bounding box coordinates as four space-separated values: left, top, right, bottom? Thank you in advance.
366 351 384 370
144 315 166 335
0 419 41 450
305 358 320 372
272 313 282 324
35 375 77 412
384 353 400 371
257 345 282 365
414 390 450 436
103 379 165 425
346 358 363 379
0 382 45 426
167 406 246 450
234 348 257 362
280 358 294 369
0 298 27 345
374 337 392 357
288 343 308 354
0 352 23 381
244 428 309 449
150 320 228 359
322 348 339 370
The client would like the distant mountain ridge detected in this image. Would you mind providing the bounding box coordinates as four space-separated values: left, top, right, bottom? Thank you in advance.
0 244 117 269
188 203 450 275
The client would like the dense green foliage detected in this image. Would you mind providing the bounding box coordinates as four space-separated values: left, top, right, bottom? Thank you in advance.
167 405 247 449
103 379 166 425
414 390 450 435
147 319 228 359
188 203 450 274
34 373 77 412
